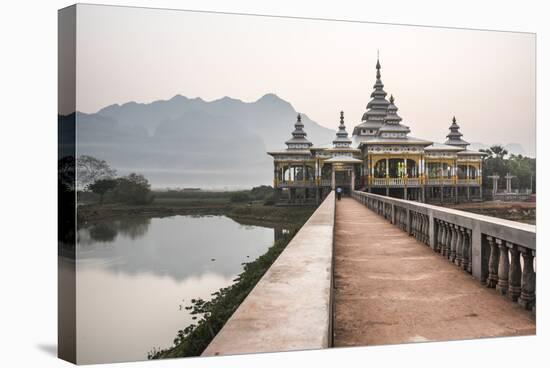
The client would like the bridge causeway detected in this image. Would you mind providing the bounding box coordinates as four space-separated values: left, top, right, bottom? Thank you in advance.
202 191 535 356
333 197 535 346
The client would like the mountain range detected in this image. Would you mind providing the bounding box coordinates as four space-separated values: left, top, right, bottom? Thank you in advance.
75 94 335 189
71 93 530 189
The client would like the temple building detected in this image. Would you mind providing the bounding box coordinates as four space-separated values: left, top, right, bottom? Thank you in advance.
267 57 485 204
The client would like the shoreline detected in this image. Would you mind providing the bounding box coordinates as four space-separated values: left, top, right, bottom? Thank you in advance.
77 202 316 228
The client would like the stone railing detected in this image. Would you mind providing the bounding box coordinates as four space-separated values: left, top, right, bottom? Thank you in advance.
352 191 536 311
426 178 456 185
370 177 422 186
202 192 335 356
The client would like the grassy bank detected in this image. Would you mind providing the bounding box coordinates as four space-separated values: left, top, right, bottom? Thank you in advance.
78 192 315 226
445 201 536 225
78 197 315 227
78 190 316 358
149 231 296 359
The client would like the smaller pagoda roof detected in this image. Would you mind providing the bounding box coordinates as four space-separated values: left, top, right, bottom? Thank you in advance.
444 138 470 147
285 114 313 149
354 121 384 129
333 111 352 146
378 124 410 133
445 116 470 148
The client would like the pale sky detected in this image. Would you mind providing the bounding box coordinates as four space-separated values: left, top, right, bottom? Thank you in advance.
74 4 536 156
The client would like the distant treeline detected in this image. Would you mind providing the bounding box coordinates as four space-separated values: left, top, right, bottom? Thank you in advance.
76 155 154 205
480 145 536 192
154 185 275 205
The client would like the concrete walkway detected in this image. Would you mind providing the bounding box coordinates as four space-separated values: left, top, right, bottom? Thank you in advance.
333 197 535 347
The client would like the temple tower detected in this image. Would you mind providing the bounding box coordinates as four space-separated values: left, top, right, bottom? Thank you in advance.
352 57 390 137
285 114 313 150
377 95 411 138
445 116 470 148
333 111 352 148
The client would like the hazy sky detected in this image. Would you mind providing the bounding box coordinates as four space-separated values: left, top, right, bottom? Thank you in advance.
74 4 536 156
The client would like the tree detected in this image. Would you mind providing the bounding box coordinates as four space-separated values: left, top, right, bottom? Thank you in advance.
480 147 536 193
230 192 250 203
488 145 508 159
77 155 117 190
113 173 153 205
88 178 118 204
249 185 274 200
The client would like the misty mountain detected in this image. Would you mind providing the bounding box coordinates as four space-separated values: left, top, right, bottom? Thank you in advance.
75 94 335 189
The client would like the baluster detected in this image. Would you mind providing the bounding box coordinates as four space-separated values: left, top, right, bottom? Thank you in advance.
455 227 464 267
426 216 430 245
467 229 473 273
441 223 448 256
418 214 423 242
424 216 429 244
462 229 470 272
438 221 444 253
415 213 420 240
410 212 415 237
419 215 423 242
415 213 419 239
447 224 454 260
449 225 457 262
518 248 535 310
495 238 509 295
507 243 521 302
486 236 499 288
434 219 441 252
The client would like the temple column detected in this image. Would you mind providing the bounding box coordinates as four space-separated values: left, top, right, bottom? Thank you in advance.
466 165 471 200
385 157 389 196
489 175 500 197
439 162 443 203
454 161 458 203
331 166 336 190
404 157 408 200
505 173 515 193
351 168 355 192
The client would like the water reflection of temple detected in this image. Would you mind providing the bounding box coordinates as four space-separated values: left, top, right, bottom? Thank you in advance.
268 57 485 205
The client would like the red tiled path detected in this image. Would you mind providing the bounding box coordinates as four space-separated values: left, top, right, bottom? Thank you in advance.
333 198 535 346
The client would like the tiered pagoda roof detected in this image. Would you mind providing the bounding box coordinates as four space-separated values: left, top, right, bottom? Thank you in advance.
377 95 411 138
333 111 352 147
285 114 313 150
444 116 470 148
352 57 390 136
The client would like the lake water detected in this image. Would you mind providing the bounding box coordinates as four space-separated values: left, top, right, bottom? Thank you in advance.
75 215 281 364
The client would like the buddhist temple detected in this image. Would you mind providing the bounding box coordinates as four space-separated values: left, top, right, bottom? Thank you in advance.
268 57 485 204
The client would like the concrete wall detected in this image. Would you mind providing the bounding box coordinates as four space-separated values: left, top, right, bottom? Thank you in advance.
202 191 335 357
